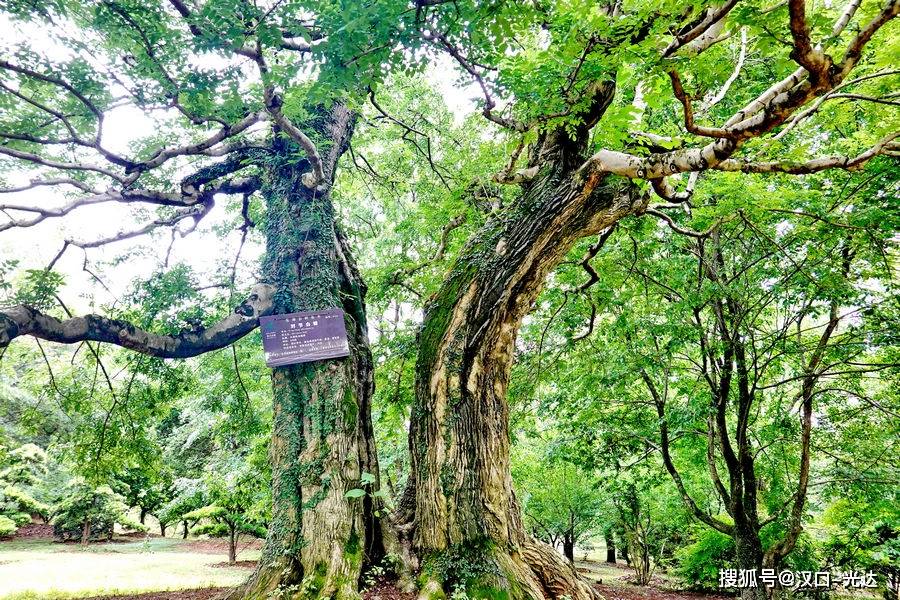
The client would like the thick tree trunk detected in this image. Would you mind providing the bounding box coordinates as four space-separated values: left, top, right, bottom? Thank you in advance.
140 508 147 525
182 520 188 539
160 522 167 537
401 82 644 599
232 105 384 600
736 528 766 600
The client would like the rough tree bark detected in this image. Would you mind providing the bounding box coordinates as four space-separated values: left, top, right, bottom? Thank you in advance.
399 82 645 600
230 104 384 600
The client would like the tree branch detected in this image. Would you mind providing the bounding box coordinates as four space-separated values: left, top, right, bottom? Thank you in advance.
662 0 740 57
0 284 274 358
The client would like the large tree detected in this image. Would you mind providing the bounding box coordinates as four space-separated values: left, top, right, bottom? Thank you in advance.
0 1 417 596
390 1 898 598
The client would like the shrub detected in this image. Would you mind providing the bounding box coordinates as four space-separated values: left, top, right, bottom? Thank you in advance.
675 525 821 591
0 514 16 538
10 512 31 526
191 521 230 537
0 444 48 486
50 479 145 542
675 527 735 591
2 485 51 520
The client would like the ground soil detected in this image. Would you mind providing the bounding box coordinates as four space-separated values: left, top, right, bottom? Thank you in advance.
183 538 263 555
362 580 416 600
210 560 257 569
12 522 54 539
594 582 732 600
77 581 727 600
61 558 732 600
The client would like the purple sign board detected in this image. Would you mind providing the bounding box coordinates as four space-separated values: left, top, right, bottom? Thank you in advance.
259 309 350 367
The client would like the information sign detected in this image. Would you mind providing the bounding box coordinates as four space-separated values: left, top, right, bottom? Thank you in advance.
259 309 350 367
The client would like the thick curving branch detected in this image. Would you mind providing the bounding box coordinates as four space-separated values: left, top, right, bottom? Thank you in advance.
0 145 128 183
713 132 899 173
0 173 260 234
775 69 900 139
580 0 898 184
662 0 740 58
0 284 274 358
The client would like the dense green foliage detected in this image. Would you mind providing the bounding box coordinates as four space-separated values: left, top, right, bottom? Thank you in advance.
0 0 897 597
51 479 146 542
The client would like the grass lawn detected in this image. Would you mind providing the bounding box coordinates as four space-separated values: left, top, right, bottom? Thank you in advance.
0 537 257 600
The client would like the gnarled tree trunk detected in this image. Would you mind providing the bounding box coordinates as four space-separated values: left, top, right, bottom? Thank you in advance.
232 104 384 600
400 82 646 599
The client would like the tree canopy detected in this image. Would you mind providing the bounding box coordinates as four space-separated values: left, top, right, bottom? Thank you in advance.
0 0 897 599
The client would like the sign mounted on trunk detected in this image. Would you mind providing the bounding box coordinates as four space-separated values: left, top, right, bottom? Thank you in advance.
259 309 350 367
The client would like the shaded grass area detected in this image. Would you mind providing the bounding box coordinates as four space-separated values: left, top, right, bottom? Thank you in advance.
0 537 256 600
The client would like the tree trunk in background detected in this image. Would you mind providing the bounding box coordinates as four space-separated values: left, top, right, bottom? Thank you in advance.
400 81 645 599
563 534 575 563
232 104 384 600
229 523 238 564
604 530 616 564
140 508 147 525
182 520 188 539
81 519 90 546
160 522 167 537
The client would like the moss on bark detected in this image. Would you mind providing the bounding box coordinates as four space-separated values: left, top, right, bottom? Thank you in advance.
231 104 384 600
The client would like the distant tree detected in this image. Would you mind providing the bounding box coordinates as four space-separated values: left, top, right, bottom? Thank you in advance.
51 479 146 544
114 465 174 526
514 442 604 562
0 443 52 527
607 471 687 586
0 443 48 486
159 477 206 540
184 468 268 564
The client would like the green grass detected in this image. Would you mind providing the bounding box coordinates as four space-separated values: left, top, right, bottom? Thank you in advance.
0 537 258 600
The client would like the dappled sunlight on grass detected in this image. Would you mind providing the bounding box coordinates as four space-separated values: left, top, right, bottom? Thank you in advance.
0 538 258 600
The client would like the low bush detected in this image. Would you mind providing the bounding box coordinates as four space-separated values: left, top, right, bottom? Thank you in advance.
10 511 31 526
0 514 16 537
675 527 735 591
2 485 51 520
